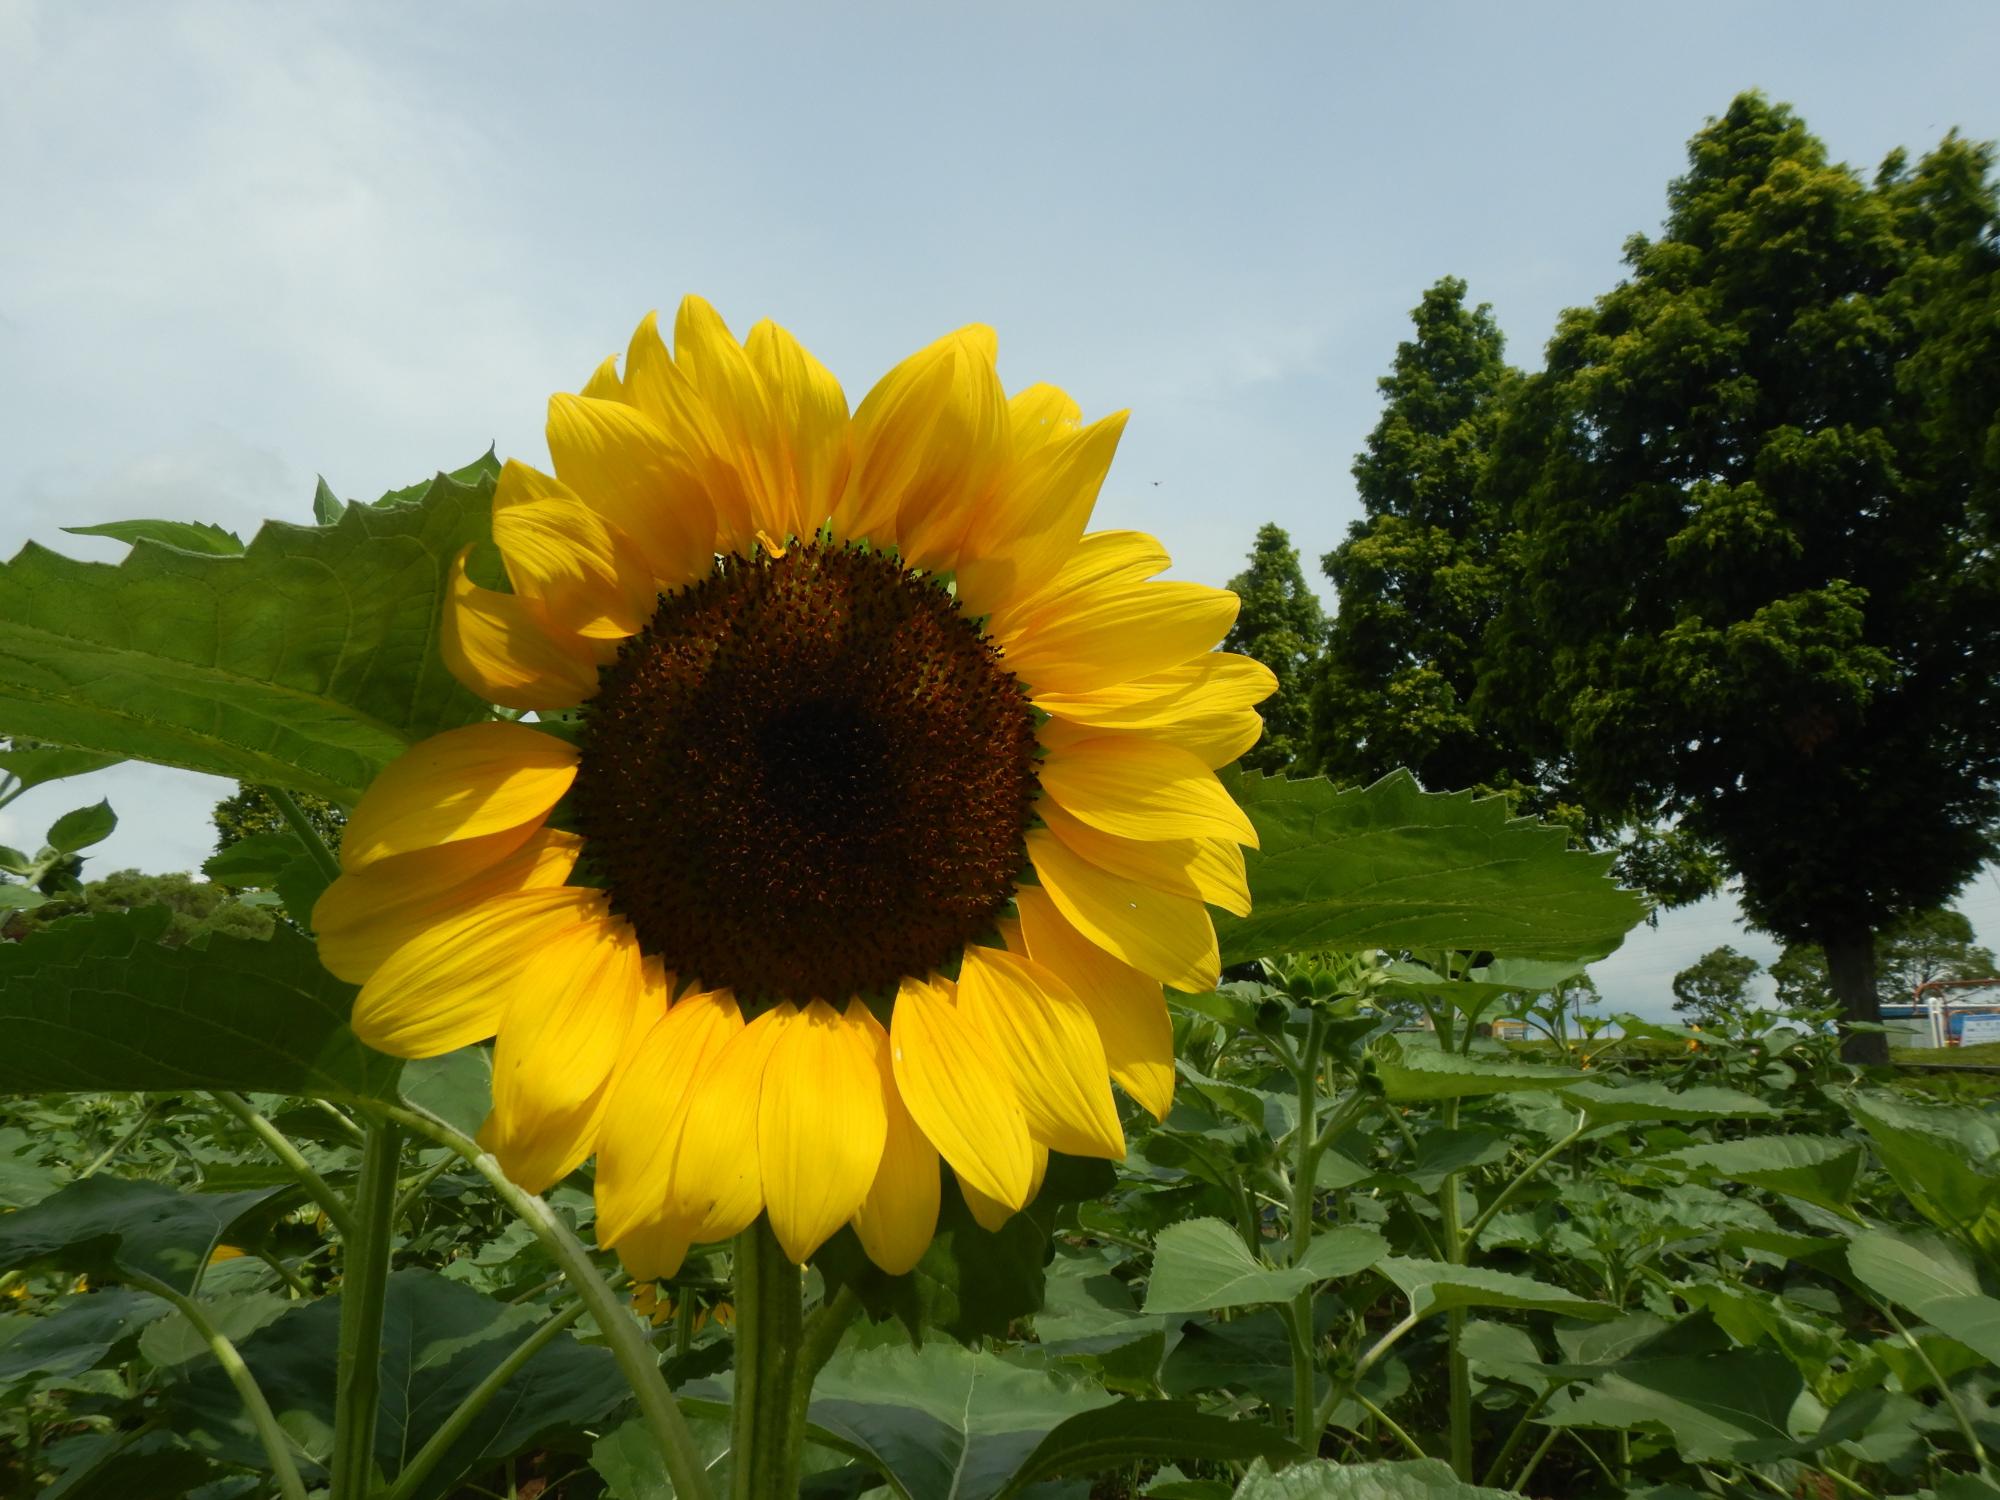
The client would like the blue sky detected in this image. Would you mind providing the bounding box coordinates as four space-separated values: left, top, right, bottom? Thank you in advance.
4 1 1997 1016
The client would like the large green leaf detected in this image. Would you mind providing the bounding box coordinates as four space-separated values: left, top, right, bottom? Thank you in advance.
1651 1136 1866 1218
1543 1349 1807 1462
0 1287 168 1383
1378 1258 1614 1320
1216 771 1645 964
1231 1457 1512 1498
1143 1218 1384 1314
794 1341 1293 1500
1556 1080 1778 1125
167 1267 627 1499
1847 1228 1985 1315
800 1340 1114 1500
0 1177 287 1296
815 1157 1115 1341
1847 1089 2000 1253
0 906 398 1102
0 457 499 802
1005 1401 1301 1494
1373 1038 1580 1101
0 743 123 791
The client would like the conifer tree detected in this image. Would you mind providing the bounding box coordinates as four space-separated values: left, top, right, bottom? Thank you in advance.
1310 278 1521 794
1222 523 1325 774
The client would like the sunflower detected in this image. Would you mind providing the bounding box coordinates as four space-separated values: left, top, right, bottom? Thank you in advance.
314 298 1272 1278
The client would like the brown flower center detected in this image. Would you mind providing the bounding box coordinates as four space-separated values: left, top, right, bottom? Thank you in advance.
572 542 1040 1008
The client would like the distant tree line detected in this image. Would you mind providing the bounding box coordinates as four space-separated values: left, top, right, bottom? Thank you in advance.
1222 93 2000 1062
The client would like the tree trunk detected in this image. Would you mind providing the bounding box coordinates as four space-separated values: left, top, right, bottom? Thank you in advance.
1823 929 1888 1067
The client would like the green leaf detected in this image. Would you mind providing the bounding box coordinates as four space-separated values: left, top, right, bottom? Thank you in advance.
1556 1080 1778 1125
1231 1457 1513 1498
1158 1308 1302 1408
0 906 399 1102
138 1289 291 1368
1913 1294 2000 1366
1378 1258 1614 1320
0 457 500 802
64 520 245 556
1651 1136 1865 1217
0 1177 286 1295
815 1156 1115 1341
0 744 123 791
1846 1227 1984 1316
1373 1037 1581 1101
37 1427 220 1500
1847 1088 2000 1252
1143 1218 1384 1314
1001 1401 1302 1497
1379 957 1589 1010
46 799 117 853
0 883 48 912
311 476 346 527
201 831 308 888
399 1047 495 1140
0 1287 169 1382
798 1340 1114 1500
167 1267 627 1498
590 1412 731 1499
1543 1349 1808 1462
1216 770 1645 965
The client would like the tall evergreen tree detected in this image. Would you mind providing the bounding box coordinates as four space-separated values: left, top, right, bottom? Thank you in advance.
1222 523 1325 774
1485 94 2000 1062
1310 278 1522 795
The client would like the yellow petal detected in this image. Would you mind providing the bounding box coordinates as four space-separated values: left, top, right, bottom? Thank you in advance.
998 578 1238 696
745 317 851 540
672 1007 787 1244
1025 827 1220 993
1005 384 1082 458
612 1215 694 1283
340 722 577 872
441 550 605 711
988 530 1170 638
758 1001 888 1263
545 392 717 587
673 297 789 540
594 991 744 1246
958 1141 1047 1232
580 353 625 403
1039 735 1258 847
890 976 1034 1210
1036 800 1251 919
956 946 1123 1159
956 410 1129 619
493 461 658 640
831 328 967 545
1036 654 1279 727
850 1008 940 1275
886 330 1010 574
314 826 582 983
621 311 760 551
1015 885 1175 1119
351 887 610 1059
483 913 663 1192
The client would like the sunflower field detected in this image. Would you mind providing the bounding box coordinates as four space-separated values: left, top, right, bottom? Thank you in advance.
3 310 1999 1500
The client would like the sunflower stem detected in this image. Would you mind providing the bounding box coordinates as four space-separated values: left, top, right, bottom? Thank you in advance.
330 1115 401 1500
128 1269 311 1500
381 1103 715 1500
729 1219 806 1500
265 785 342 883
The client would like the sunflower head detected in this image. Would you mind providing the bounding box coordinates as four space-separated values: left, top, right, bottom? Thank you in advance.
315 298 1275 1276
